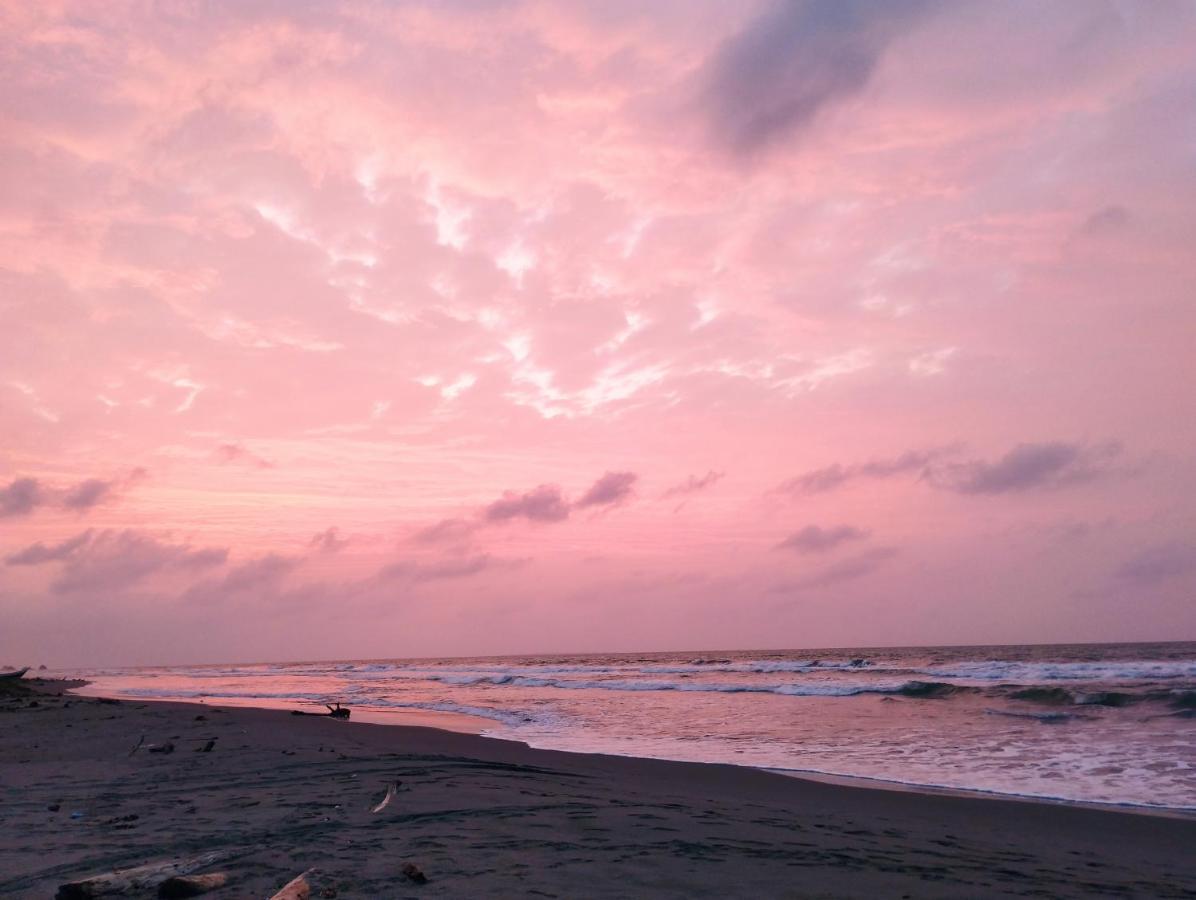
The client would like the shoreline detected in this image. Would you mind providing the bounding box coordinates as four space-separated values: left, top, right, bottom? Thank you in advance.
72 682 1196 822
4 679 1196 897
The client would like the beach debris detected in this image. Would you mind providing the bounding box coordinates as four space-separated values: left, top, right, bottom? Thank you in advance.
269 868 316 900
370 781 401 813
290 702 351 719
156 872 228 898
55 851 227 899
147 742 176 754
48 803 61 811
196 739 216 753
400 863 428 885
128 735 145 756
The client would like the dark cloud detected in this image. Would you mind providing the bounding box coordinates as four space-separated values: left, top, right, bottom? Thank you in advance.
0 470 145 517
309 526 349 553
704 0 938 156
933 442 1120 494
1081 205 1131 235
215 443 274 468
483 484 571 523
776 524 869 554
777 449 943 495
773 546 898 592
5 530 93 566
0 477 42 518
61 478 114 511
574 471 638 510
1114 543 1196 587
411 518 479 544
26 530 230 594
661 470 725 499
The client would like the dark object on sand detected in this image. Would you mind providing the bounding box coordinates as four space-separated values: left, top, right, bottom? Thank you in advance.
269 868 315 900
401 863 428 884
147 742 175 754
196 739 216 753
157 872 228 898
56 852 227 899
0 666 30 680
291 703 351 719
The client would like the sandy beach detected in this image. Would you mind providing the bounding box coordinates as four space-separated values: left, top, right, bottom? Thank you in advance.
0 679 1193 898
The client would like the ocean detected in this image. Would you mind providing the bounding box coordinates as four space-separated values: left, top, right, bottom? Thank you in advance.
70 642 1196 813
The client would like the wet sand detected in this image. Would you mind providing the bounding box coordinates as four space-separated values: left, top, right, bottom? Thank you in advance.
2 679 1195 898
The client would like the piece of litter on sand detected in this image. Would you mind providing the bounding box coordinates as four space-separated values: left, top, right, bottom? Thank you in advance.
370 781 401 813
269 867 316 900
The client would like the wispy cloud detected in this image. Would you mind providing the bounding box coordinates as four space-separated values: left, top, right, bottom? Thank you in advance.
932 442 1122 494
776 525 869 554
574 471 638 510
661 470 724 500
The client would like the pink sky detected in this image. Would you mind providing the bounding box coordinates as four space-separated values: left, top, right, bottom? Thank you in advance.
2 1 1194 667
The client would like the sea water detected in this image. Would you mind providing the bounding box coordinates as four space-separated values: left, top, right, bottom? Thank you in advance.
69 642 1196 812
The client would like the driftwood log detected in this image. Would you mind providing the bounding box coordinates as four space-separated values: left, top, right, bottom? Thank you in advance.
156 872 228 898
56 852 226 899
269 868 316 900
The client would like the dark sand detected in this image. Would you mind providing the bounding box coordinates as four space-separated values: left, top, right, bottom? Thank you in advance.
2 679 1195 898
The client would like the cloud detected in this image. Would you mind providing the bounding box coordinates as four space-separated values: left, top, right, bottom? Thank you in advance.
5 530 94 566
704 0 938 156
375 554 516 584
1114 543 1196 588
776 524 869 554
215 443 274 468
1081 205 1131 235
773 546 898 592
932 442 1121 494
776 449 944 495
309 526 348 553
661 470 725 499
483 484 571 523
574 471 638 510
411 518 479 544
181 553 301 604
60 478 114 511
0 470 145 517
11 530 230 594
0 477 42 518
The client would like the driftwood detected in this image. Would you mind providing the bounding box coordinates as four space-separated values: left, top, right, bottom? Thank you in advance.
56 852 227 899
370 781 401 813
269 868 316 900
147 742 175 754
156 872 228 898
290 703 351 719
